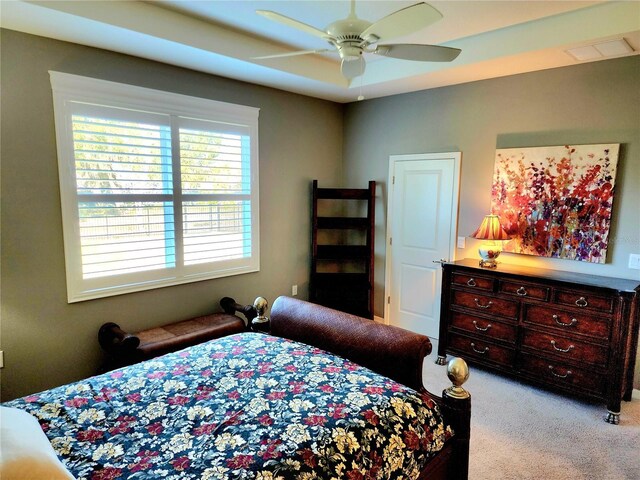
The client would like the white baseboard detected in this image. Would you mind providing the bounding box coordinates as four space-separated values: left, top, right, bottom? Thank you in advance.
374 315 385 324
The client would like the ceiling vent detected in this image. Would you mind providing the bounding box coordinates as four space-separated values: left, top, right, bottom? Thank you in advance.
566 38 634 61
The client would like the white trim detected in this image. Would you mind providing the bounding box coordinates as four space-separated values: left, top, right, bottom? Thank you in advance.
49 71 260 124
383 152 462 324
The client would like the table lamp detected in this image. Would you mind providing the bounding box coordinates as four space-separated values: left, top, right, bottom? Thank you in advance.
470 214 511 268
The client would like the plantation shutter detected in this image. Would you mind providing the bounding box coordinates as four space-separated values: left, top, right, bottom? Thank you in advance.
178 118 253 270
51 72 259 302
71 104 175 282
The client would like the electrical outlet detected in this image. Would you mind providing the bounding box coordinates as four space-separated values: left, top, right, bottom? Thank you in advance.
457 236 466 249
292 285 298 296
629 254 640 270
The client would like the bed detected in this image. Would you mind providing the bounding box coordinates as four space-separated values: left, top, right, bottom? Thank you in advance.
1 296 471 479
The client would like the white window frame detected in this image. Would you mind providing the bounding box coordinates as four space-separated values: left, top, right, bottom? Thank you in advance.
50 71 260 302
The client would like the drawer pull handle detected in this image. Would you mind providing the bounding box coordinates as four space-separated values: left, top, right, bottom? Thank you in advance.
470 342 489 354
575 297 588 308
467 278 477 287
548 365 572 379
516 286 528 296
474 298 493 309
473 320 492 332
550 340 575 353
553 314 578 327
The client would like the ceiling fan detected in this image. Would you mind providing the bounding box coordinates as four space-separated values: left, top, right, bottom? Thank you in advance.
253 0 461 80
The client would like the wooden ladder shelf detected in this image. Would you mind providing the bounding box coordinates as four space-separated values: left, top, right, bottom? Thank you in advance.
310 180 375 319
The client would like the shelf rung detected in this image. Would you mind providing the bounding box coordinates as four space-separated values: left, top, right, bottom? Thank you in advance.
316 245 369 259
316 188 370 200
317 217 369 229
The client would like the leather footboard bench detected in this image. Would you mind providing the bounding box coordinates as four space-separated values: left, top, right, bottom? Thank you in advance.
98 297 256 371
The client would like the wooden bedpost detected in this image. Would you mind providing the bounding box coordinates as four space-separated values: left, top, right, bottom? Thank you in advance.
441 357 471 480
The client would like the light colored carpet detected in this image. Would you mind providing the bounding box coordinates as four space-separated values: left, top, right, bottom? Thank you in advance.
422 349 640 480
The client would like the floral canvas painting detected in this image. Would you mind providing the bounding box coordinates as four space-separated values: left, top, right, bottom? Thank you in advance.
491 144 620 263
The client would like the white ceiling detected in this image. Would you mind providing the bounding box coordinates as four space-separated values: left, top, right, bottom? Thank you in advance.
2 1 639 103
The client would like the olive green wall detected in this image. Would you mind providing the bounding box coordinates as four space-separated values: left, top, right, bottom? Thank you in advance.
3 29 640 399
0 29 344 400
342 56 640 387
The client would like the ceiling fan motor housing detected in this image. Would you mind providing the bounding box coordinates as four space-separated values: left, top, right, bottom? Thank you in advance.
326 17 371 61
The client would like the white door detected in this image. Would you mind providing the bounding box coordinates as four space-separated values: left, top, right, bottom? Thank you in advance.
385 153 461 339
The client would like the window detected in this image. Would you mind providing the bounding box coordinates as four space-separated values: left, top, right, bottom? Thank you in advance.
50 72 259 302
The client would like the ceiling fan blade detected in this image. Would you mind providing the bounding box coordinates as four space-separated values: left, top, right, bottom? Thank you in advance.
361 3 443 42
341 58 366 80
256 10 330 40
253 49 330 60
375 44 461 62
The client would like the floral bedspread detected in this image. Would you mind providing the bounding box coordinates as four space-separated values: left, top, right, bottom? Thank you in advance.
5 332 452 479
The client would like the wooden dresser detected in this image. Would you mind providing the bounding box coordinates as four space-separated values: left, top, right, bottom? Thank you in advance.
436 258 640 424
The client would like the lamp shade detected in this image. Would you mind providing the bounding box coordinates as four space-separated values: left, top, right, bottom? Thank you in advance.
470 214 511 240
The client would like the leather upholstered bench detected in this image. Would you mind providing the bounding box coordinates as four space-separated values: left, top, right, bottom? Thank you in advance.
98 297 257 371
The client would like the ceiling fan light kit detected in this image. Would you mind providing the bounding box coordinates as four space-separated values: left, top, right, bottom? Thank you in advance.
254 1 462 81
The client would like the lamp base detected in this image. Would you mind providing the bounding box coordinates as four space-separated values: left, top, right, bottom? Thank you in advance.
478 245 501 268
478 258 498 268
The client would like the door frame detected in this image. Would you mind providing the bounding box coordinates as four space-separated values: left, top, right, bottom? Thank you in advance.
383 152 462 325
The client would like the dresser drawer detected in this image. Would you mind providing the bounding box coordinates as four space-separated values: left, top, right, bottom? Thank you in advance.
521 328 608 367
448 333 515 367
524 305 610 341
498 280 550 301
554 289 613 314
451 272 494 291
451 290 518 320
519 353 606 395
450 311 517 343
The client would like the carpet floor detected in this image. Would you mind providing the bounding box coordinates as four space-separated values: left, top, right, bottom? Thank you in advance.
422 350 640 480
